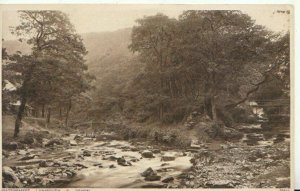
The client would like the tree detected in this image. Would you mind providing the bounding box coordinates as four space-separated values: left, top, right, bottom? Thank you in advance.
10 11 91 137
177 10 278 122
129 10 283 125
129 14 179 120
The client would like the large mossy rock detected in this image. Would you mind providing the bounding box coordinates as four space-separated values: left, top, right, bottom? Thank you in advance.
2 166 23 188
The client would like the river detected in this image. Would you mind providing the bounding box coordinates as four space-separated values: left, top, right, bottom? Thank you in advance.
2 123 290 188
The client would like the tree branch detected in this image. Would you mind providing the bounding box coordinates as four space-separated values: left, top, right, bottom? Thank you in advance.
224 65 276 110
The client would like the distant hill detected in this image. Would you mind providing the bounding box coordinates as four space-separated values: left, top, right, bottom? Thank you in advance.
2 28 143 101
80 28 141 92
3 28 134 68
2 28 136 75
82 28 133 67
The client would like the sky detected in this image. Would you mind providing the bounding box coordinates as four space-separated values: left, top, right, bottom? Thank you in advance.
1 4 291 40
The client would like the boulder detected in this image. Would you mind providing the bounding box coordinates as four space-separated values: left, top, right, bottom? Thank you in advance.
141 168 161 182
109 164 116 168
130 158 139 162
157 167 170 173
161 163 169 167
3 166 19 182
145 175 161 181
161 154 176 162
2 150 9 158
117 157 131 166
39 160 47 167
130 147 139 152
70 140 78 146
37 168 48 176
74 163 88 168
162 176 174 183
19 154 36 161
141 167 156 177
45 138 63 147
22 136 35 145
3 142 18 150
2 166 22 188
52 162 61 167
177 173 189 179
117 157 126 165
152 149 161 154
103 155 118 161
65 170 76 177
190 143 201 149
74 135 83 141
186 181 195 187
93 163 103 168
83 150 92 157
18 150 27 155
142 150 154 158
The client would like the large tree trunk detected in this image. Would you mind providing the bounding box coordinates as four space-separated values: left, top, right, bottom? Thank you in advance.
65 99 72 127
14 63 36 137
14 96 27 137
204 96 212 119
211 95 218 122
41 104 45 118
59 107 62 120
46 108 51 125
159 103 163 121
35 107 39 118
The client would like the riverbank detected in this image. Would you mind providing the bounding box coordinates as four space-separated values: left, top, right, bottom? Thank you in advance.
2 115 290 188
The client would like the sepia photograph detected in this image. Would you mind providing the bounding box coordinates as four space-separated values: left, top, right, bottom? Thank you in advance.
1 4 292 189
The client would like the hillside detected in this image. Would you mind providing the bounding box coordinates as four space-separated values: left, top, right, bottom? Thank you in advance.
81 28 133 68
80 29 143 119
80 28 141 91
3 28 143 120
2 28 139 82
3 28 135 71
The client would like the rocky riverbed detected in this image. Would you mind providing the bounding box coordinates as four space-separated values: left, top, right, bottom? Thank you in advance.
2 124 290 188
2 132 194 188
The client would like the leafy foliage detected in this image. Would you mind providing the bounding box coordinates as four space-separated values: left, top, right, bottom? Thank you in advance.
3 11 94 137
87 11 290 125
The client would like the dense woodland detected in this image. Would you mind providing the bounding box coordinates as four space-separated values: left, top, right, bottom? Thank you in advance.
90 10 290 126
2 10 290 137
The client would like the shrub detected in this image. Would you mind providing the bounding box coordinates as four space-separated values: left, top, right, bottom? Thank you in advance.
115 124 191 148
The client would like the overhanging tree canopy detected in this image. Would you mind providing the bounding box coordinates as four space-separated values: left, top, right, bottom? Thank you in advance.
8 10 93 137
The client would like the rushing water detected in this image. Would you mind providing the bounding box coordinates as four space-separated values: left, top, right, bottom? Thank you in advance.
239 124 290 146
63 138 193 188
